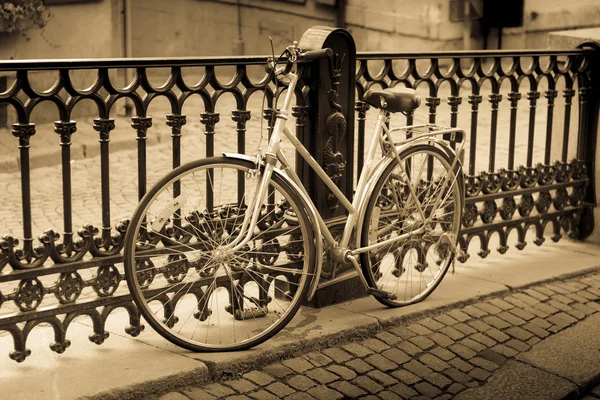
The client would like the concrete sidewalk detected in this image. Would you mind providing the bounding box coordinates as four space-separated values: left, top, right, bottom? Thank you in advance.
1 239 599 400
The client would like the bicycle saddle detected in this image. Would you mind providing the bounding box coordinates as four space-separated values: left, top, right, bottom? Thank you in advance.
363 87 421 113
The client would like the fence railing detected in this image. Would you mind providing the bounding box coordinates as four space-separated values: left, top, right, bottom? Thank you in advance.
0 27 597 362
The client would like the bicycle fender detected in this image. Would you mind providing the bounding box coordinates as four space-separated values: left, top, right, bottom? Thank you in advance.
222 152 324 302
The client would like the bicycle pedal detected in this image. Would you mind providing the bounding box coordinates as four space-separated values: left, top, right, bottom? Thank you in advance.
368 288 397 301
233 307 268 321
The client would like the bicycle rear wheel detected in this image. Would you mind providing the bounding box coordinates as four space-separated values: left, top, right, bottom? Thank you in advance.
124 157 315 351
360 145 463 307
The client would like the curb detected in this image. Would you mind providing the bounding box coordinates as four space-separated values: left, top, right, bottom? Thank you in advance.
85 264 600 400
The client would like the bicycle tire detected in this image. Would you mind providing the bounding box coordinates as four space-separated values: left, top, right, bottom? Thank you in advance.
124 157 315 351
360 144 464 307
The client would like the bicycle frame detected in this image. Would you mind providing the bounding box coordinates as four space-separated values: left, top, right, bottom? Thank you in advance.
222 66 464 295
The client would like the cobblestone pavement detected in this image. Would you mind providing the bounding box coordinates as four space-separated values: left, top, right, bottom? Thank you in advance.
152 271 600 400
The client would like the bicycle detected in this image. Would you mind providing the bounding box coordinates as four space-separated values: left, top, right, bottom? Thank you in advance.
123 41 466 352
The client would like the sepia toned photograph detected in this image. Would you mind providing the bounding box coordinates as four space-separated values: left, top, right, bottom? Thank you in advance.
0 0 599 399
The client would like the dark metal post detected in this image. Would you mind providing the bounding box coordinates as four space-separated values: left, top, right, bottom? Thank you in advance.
576 42 600 239
298 26 358 307
298 26 356 221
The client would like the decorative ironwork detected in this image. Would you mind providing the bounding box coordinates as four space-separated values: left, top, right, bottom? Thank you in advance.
0 37 596 361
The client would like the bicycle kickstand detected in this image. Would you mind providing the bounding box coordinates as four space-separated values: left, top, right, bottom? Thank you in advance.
344 252 398 301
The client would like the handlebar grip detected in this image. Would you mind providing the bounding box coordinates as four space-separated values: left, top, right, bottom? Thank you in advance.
300 48 333 62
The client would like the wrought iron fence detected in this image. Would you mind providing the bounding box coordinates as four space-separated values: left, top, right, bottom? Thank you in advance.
0 30 597 361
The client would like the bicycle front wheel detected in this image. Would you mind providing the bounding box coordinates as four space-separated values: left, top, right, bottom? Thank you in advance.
124 157 315 351
360 145 463 307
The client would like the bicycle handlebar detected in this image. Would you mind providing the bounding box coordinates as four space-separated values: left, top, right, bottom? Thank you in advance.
298 48 333 62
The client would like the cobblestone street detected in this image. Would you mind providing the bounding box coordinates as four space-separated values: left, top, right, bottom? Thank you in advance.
154 271 600 400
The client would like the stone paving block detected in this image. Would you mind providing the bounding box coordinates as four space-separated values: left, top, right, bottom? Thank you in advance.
587 302 600 312
449 357 474 373
282 357 314 373
398 340 422 356
321 347 353 363
391 369 421 385
265 382 295 398
547 299 573 312
482 315 511 330
430 346 456 361
159 392 190 400
381 347 410 364
414 381 442 397
342 343 373 358
434 314 459 326
453 323 477 336
448 343 477 359
508 307 536 321
546 312 578 329
389 382 419 398
378 390 402 400
578 290 598 301
446 309 471 322
470 356 500 372
530 317 553 329
424 371 453 389
287 375 318 391
440 326 465 340
362 338 390 353
419 353 451 372
521 322 550 338
327 365 357 380
306 368 338 385
586 286 600 297
570 302 597 315
407 323 434 335
523 305 550 318
243 371 275 387
505 326 534 341
478 348 507 365
528 336 542 346
482 328 510 343
328 381 366 398
248 390 279 400
404 359 434 378
444 367 474 383
223 395 252 400
353 375 384 394
204 383 236 397
367 369 398 386
532 302 560 315
472 302 503 315
567 308 589 320
282 392 315 400
488 298 514 311
534 286 556 296
491 344 519 358
306 385 343 400
417 317 445 331
470 332 497 347
469 367 491 381
428 332 454 347
524 288 550 301
496 310 526 326
184 388 217 400
466 319 493 333
304 351 333 367
447 382 466 394
224 379 258 393
375 331 402 346
263 363 294 378
503 295 530 308
461 305 488 318
565 293 589 304
505 339 530 352
544 284 570 294
345 358 374 374
459 338 487 353
389 326 416 339
365 353 399 371
551 293 575 304
409 335 436 350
